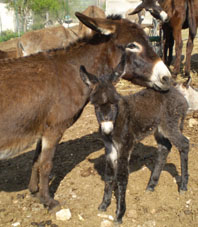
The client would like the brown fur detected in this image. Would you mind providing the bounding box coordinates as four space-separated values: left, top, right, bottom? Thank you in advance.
79 66 189 224
0 13 164 210
132 0 198 77
16 25 78 57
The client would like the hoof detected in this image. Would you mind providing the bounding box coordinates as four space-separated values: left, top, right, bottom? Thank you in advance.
146 186 154 192
40 196 60 211
114 218 122 226
179 187 187 194
98 203 107 212
28 184 39 194
47 199 60 211
48 201 61 213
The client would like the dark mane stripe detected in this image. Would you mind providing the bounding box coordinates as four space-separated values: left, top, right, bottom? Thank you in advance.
106 14 122 20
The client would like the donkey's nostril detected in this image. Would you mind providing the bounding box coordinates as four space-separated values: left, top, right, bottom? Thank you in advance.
162 76 170 83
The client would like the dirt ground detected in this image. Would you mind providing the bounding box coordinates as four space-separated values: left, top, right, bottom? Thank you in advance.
0 30 198 227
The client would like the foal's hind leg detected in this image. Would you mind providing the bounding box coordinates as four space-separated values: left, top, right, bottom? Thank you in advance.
146 130 172 191
168 130 189 191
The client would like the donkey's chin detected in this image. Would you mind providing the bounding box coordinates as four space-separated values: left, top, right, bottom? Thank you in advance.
101 121 114 135
152 82 170 91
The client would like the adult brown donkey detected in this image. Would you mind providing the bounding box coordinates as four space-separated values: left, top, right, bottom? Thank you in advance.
131 0 198 77
0 12 171 210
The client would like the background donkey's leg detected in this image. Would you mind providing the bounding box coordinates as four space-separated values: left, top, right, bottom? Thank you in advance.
146 130 172 191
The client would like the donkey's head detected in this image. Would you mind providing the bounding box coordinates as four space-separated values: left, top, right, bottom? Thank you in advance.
80 65 120 135
76 12 171 91
129 0 169 22
121 42 171 91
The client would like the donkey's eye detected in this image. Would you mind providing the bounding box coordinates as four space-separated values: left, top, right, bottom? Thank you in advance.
127 43 138 49
126 42 142 53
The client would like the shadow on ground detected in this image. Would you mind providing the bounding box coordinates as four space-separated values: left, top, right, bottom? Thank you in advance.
0 132 103 195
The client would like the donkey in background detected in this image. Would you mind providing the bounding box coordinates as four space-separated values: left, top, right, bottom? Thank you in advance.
79 63 189 223
176 76 198 113
130 0 198 77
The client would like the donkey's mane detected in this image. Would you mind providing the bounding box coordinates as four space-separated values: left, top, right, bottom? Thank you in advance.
106 14 122 20
0 32 112 65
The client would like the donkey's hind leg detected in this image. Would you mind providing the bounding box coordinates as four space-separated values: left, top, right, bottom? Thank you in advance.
37 131 63 210
29 139 42 194
146 130 172 191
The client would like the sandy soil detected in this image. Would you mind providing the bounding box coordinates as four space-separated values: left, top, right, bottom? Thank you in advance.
0 30 198 227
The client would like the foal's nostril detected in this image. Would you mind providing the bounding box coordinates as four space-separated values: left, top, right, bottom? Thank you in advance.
162 76 170 83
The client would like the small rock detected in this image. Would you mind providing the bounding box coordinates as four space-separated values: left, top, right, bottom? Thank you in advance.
78 214 84 221
142 220 156 227
127 209 138 218
56 208 71 221
100 219 113 227
189 118 198 127
186 199 191 205
98 213 114 221
12 222 20 227
150 208 156 214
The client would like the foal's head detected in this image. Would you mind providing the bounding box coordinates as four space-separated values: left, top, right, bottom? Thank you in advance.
80 65 120 135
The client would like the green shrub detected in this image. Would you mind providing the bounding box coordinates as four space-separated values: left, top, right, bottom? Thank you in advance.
0 30 22 42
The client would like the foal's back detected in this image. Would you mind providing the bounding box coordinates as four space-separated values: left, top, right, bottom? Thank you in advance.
125 87 188 138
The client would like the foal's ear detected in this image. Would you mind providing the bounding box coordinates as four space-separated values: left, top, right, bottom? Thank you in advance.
128 3 144 15
114 52 126 76
75 12 116 35
79 65 99 87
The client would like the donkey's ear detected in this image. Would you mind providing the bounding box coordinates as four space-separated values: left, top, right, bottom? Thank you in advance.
79 65 99 87
75 12 116 35
183 76 192 88
128 3 144 15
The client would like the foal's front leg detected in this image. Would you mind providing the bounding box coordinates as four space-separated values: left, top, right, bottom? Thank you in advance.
114 147 131 224
98 143 115 211
98 159 115 211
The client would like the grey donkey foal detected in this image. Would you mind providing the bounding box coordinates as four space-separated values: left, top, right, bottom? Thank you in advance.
79 65 189 224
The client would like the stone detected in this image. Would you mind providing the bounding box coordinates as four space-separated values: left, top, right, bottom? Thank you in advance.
56 208 71 221
100 219 113 227
189 118 198 127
